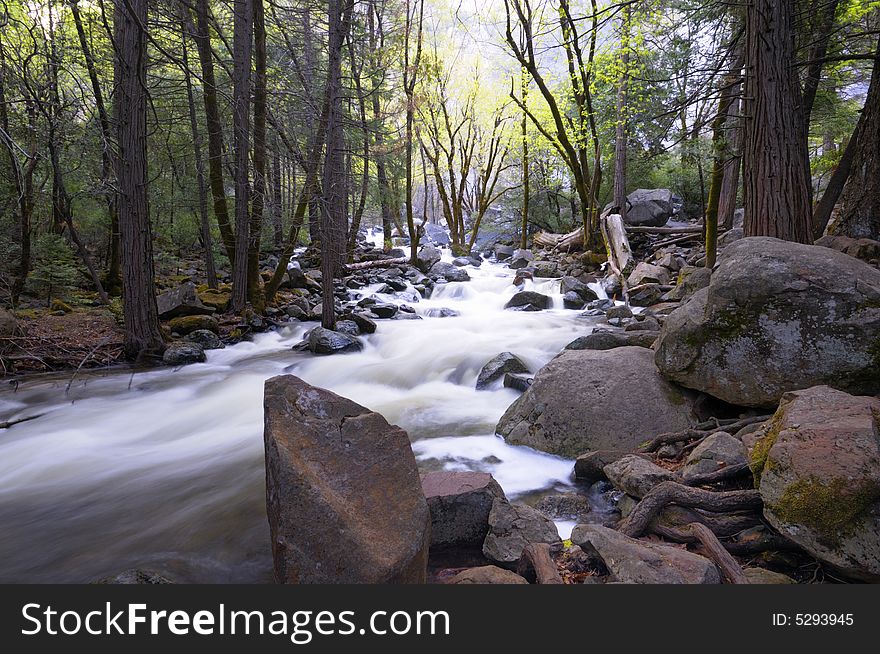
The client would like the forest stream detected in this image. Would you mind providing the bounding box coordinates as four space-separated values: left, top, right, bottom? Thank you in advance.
0 246 615 583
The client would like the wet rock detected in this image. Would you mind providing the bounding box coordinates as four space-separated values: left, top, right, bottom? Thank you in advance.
263 375 430 583
306 327 363 355
476 352 530 390
496 347 698 458
680 432 747 483
421 471 505 549
624 316 661 332
424 307 460 318
185 329 224 350
753 386 880 581
446 566 528 584
162 341 206 366
627 262 671 287
415 246 442 273
494 244 514 261
561 276 599 302
429 261 470 282
370 303 399 319
574 450 648 483
156 282 215 320
663 266 711 302
335 320 361 336
95 569 174 584
655 237 880 407
342 312 377 334
168 314 219 335
508 249 534 269
605 305 632 322
504 291 552 311
563 291 586 310
571 524 721 584
624 189 674 227
534 493 592 522
628 283 666 307
532 260 559 278
604 455 675 498
503 372 533 393
482 498 561 569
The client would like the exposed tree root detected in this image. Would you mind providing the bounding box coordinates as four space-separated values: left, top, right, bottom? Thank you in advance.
517 543 563 584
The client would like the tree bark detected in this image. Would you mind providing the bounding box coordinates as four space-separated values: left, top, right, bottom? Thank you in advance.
742 0 812 243
831 35 880 240
248 0 267 309
114 0 165 358
231 0 253 313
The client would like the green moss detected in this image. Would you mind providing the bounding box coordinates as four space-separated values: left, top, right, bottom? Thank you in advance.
50 299 73 313
749 411 785 487
771 476 880 545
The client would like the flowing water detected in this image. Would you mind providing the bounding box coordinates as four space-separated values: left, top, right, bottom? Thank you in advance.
0 245 610 583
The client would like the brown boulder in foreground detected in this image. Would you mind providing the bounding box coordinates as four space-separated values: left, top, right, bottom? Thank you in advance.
263 375 430 583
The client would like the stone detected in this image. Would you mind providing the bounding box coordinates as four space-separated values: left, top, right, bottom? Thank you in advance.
496 347 698 458
162 342 206 366
446 566 528 584
415 246 442 273
680 432 748 483
606 305 632 321
624 316 661 332
624 189 674 227
335 320 361 336
429 261 471 282
494 244 515 261
752 386 880 582
571 524 721 584
534 493 592 522
563 291 586 310
504 291 552 311
482 498 561 569
95 569 174 584
603 455 675 498
654 237 880 407
263 375 430 583
717 227 743 247
306 327 363 355
185 329 224 350
574 450 649 483
629 283 666 307
421 471 505 549
743 568 796 584
476 352 530 390
560 276 598 302
503 372 533 392
168 314 219 335
0 308 22 337
815 235 880 263
532 260 559 278
424 307 460 318
565 331 628 351
342 312 377 334
156 282 215 319
197 289 231 312
370 303 399 319
663 266 711 302
627 262 671 287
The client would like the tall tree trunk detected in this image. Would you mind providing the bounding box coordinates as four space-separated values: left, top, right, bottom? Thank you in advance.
830 35 880 239
320 0 352 329
612 4 630 221
179 3 217 289
520 69 529 250
114 0 165 358
248 0 267 310
403 0 425 264
272 136 284 248
742 0 812 243
718 95 742 231
801 0 839 130
231 0 253 313
811 113 861 238
368 0 393 250
193 0 236 265
69 0 121 294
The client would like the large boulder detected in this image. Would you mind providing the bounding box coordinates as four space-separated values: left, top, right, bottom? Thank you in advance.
655 237 880 407
571 524 721 584
168 314 219 335
156 282 215 319
482 498 561 569
162 342 206 366
604 455 675 498
627 262 670 287
415 246 442 273
680 431 748 483
306 327 363 355
476 352 529 390
624 189 674 227
429 261 470 282
263 375 430 583
504 291 552 311
751 386 880 581
421 471 505 549
496 347 699 458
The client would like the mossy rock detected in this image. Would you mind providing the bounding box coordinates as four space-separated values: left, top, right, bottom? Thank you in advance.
50 299 73 313
198 290 231 312
168 314 219 335
757 386 880 581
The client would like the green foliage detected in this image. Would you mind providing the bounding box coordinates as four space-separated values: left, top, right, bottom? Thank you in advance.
27 234 83 306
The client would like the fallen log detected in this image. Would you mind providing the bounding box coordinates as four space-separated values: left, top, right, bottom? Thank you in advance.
345 256 409 271
688 522 749 584
618 481 763 538
516 543 563 584
625 225 706 234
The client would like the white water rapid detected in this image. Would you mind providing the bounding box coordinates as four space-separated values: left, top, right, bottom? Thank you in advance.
0 245 610 582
